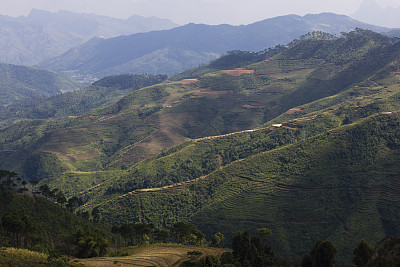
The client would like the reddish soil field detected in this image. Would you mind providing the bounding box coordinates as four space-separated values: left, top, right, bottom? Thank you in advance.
286 108 304 114
221 68 255 76
242 104 265 109
179 79 199 84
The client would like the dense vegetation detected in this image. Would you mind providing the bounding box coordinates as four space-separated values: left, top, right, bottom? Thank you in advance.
0 73 167 127
1 29 400 265
0 62 81 109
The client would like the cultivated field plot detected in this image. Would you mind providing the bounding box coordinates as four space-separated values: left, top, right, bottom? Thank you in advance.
80 245 229 267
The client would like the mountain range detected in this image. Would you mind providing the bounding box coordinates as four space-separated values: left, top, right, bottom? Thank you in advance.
1 28 400 265
39 12 391 78
0 9 178 66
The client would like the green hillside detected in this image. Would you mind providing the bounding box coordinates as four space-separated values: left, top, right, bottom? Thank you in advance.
0 62 81 109
90 113 400 266
0 187 110 256
1 29 400 265
0 74 167 127
0 29 399 183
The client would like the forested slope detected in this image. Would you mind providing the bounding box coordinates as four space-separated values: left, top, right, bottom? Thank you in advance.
1 29 400 265
0 74 167 127
0 63 81 108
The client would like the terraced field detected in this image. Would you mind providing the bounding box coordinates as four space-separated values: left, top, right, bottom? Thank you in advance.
79 245 229 267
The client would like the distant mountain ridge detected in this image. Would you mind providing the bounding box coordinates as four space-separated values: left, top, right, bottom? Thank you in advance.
0 9 178 66
39 13 392 78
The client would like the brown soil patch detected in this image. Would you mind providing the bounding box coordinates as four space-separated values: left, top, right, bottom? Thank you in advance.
221 68 255 76
162 93 185 108
194 90 234 96
180 79 199 84
286 108 304 114
242 104 265 109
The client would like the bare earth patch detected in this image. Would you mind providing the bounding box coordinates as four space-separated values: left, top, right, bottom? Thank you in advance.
286 108 304 114
179 79 199 84
221 68 255 76
242 104 265 109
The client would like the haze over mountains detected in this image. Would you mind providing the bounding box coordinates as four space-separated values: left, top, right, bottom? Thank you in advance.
1 6 400 265
353 0 400 28
0 9 178 66
39 12 391 78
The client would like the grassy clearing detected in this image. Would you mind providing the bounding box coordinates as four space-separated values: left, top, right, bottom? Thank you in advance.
0 247 48 266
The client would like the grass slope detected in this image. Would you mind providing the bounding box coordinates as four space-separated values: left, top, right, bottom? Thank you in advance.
0 247 49 267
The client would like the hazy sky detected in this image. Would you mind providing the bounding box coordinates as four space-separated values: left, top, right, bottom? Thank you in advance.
1 0 400 25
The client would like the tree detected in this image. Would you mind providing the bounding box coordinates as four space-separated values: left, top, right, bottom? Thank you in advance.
210 232 224 247
310 240 337 267
232 231 284 266
152 228 169 243
47 249 68 266
74 227 109 258
353 239 374 267
197 255 219 267
132 223 153 245
55 191 67 206
91 207 101 223
111 225 122 249
301 254 313 267
1 213 26 247
232 231 252 264
38 185 51 199
170 222 205 245
257 228 272 239
66 196 83 212
366 236 400 266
